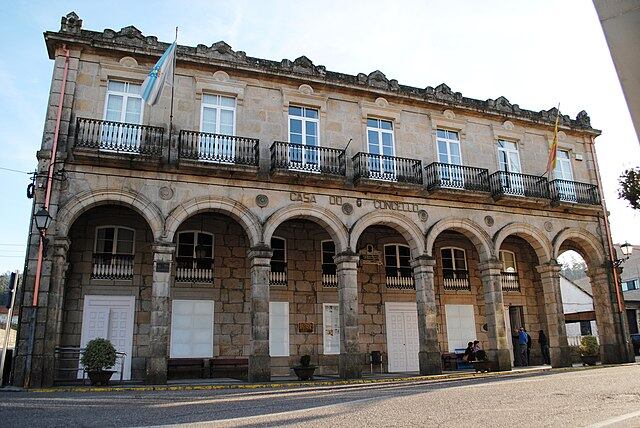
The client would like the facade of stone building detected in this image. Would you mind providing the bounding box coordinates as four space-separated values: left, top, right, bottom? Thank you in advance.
13 12 635 387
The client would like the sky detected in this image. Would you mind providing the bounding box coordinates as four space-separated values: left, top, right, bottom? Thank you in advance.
0 0 639 272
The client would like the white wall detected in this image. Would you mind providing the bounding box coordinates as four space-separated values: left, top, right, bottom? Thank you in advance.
560 276 594 314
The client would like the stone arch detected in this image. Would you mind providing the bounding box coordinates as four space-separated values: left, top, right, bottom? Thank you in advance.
165 196 262 246
552 227 606 266
55 189 164 240
493 222 552 264
349 211 425 258
425 218 493 261
263 205 349 253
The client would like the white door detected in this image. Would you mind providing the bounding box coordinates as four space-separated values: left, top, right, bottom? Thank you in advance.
385 302 419 372
504 307 514 364
323 303 340 355
170 300 214 358
554 150 576 201
436 129 463 188
445 304 476 352
367 118 396 180
497 140 524 194
80 295 135 380
269 302 290 357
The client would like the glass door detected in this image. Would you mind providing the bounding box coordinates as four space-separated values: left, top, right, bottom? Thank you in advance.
555 150 576 201
288 106 319 171
436 129 463 187
200 94 236 162
102 81 143 152
367 118 395 180
497 140 524 194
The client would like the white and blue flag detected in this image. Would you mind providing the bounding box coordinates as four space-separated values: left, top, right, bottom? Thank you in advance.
141 42 176 106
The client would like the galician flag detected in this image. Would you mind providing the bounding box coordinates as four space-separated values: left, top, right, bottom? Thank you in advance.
545 108 560 178
141 42 176 106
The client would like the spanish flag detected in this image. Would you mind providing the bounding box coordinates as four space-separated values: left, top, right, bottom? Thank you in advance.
546 108 560 178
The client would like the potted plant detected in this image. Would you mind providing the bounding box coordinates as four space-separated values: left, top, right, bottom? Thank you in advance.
81 338 117 386
579 335 599 366
293 355 316 381
471 350 492 373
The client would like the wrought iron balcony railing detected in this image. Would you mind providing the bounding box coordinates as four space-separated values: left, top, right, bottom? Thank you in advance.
500 271 520 292
75 118 164 156
175 258 214 282
386 275 415 290
442 270 470 291
270 141 346 176
352 153 422 184
424 163 490 192
549 179 600 205
91 253 134 280
178 130 259 166
489 171 550 199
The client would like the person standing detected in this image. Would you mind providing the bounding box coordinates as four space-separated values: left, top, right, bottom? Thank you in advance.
539 330 551 365
518 328 528 366
525 329 532 366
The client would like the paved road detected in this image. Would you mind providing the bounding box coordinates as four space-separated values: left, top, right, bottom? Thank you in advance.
2 365 640 427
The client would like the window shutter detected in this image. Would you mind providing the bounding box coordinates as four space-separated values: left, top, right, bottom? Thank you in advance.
269 302 289 357
323 304 340 355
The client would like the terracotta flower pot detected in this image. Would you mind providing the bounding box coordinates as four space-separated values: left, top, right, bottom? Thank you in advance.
87 370 115 386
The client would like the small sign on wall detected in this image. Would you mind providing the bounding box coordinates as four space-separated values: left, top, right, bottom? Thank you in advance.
298 322 314 333
155 261 171 273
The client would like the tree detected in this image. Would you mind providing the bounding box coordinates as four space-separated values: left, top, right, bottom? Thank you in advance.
618 167 640 210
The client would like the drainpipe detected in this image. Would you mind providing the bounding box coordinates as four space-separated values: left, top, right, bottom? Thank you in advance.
24 44 70 387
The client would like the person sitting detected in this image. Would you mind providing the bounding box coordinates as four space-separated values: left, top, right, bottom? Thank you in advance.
463 341 476 362
472 340 482 354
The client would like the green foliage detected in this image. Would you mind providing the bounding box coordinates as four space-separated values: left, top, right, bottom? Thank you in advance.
618 167 640 210
299 355 312 368
579 335 599 356
475 350 488 361
80 338 116 371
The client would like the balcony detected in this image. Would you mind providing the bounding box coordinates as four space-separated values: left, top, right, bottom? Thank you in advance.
549 179 600 206
178 130 259 167
75 118 164 157
270 141 346 177
175 258 214 283
442 270 470 291
352 153 422 185
386 275 415 290
91 253 134 280
500 272 520 292
489 171 549 200
424 163 490 192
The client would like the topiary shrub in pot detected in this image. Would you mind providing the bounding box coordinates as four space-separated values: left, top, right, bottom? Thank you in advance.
81 338 117 386
293 355 316 381
579 335 599 366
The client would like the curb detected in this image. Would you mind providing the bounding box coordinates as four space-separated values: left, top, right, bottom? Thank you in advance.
20 362 636 394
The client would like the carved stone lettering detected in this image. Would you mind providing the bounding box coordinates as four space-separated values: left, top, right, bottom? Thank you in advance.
290 192 316 203
373 200 419 213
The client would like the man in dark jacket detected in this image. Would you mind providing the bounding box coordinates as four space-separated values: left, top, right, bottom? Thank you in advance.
525 329 532 365
539 330 551 365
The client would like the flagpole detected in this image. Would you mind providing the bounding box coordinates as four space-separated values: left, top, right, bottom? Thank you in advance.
168 26 178 165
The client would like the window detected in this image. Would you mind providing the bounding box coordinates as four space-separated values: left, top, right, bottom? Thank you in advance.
555 150 574 181
579 320 592 336
367 118 396 179
94 226 135 255
269 302 289 356
440 247 468 279
176 231 214 271
201 94 236 136
104 81 143 125
499 250 517 273
497 140 522 173
170 300 214 358
323 303 340 355
321 241 336 276
623 279 639 292
270 237 287 286
436 129 462 166
288 106 319 169
384 244 412 278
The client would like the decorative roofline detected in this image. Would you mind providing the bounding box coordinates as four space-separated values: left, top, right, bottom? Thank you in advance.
47 12 599 134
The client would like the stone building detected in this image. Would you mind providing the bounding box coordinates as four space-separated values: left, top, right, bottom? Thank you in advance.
13 12 634 387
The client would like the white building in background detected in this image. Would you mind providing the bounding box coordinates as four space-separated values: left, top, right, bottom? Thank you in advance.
560 275 599 346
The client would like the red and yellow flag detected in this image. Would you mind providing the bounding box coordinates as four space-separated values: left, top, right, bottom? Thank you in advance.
546 108 560 178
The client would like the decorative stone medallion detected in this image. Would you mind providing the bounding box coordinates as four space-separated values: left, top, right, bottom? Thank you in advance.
159 186 173 200
298 84 313 94
256 194 269 208
418 209 429 222
484 215 494 227
375 97 389 108
544 221 553 232
443 109 456 119
342 202 354 215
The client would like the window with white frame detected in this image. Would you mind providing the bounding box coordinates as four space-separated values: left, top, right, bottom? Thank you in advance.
555 150 574 181
269 302 289 356
288 106 319 168
436 129 462 166
623 279 639 292
367 118 396 178
499 250 517 273
104 81 143 125
440 247 468 279
497 140 522 173
198 94 237 161
270 237 287 285
176 231 214 271
384 244 412 278
94 226 135 256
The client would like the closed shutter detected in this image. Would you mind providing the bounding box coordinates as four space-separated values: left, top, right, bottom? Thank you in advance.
269 302 289 357
323 304 340 355
445 304 476 351
170 300 214 358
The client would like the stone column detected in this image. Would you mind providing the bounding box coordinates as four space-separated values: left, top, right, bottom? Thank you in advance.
536 263 572 368
335 251 361 379
146 242 175 385
248 245 272 382
479 259 512 371
411 256 442 375
588 266 634 364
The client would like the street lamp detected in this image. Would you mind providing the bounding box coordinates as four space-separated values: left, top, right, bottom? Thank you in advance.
620 242 633 258
33 207 52 237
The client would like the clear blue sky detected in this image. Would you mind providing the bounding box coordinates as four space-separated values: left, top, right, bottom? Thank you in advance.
0 0 639 272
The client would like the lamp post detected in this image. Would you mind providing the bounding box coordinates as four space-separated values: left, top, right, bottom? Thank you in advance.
614 242 633 267
33 207 53 237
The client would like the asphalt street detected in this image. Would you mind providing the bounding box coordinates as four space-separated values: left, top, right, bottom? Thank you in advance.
2 365 640 427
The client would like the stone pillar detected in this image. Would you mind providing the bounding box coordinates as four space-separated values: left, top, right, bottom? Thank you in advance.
335 251 361 379
536 263 572 368
479 259 512 371
146 242 175 385
248 245 272 382
411 256 442 375
588 266 634 364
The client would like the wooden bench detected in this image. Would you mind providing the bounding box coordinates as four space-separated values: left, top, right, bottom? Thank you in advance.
210 358 248 380
167 358 207 380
